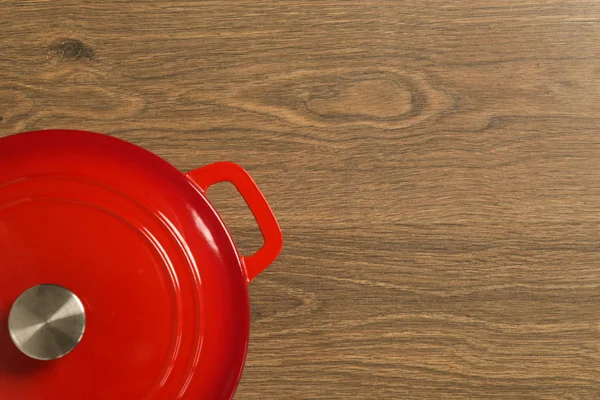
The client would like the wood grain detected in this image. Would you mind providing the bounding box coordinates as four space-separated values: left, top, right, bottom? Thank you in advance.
2 1 600 398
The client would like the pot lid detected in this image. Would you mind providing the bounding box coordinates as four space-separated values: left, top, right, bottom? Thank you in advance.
0 130 282 399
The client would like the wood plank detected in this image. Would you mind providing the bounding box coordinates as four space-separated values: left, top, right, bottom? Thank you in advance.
1 1 600 398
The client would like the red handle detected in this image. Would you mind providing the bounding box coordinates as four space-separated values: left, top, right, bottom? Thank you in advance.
186 162 283 283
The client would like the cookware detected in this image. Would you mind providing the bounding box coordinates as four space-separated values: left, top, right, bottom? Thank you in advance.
0 129 283 399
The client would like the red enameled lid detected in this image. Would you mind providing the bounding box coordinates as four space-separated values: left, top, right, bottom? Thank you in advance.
0 130 283 399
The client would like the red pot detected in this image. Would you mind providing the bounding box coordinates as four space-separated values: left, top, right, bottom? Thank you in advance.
0 130 283 399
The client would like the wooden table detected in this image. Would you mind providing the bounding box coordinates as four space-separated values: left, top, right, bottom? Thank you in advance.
2 1 600 398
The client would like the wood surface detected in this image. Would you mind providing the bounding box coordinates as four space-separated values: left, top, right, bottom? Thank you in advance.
2 1 600 398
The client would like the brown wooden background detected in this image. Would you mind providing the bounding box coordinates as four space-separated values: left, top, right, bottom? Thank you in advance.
2 1 600 398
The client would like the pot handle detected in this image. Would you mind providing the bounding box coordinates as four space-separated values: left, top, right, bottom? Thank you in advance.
186 162 283 283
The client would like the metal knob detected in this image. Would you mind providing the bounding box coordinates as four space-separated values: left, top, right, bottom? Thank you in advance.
8 284 86 361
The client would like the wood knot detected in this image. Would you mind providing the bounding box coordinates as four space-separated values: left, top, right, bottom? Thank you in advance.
307 77 416 120
211 67 450 130
49 39 95 61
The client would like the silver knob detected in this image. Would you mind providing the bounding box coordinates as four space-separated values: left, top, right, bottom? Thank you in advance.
8 284 86 361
